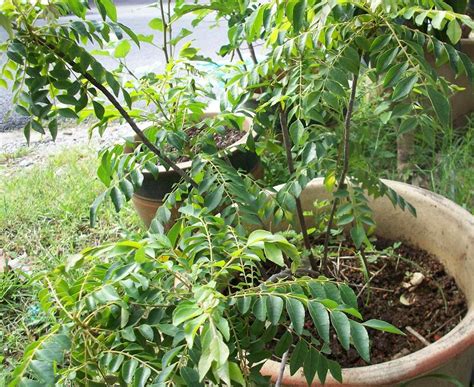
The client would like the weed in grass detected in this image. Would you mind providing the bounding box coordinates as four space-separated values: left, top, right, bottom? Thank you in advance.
415 118 474 212
0 147 31 165
0 146 143 380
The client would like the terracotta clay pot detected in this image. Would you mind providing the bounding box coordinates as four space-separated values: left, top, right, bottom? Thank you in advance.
130 113 263 227
261 178 474 386
428 38 474 127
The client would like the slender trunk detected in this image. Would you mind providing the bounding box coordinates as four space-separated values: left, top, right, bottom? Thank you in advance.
397 132 414 178
322 73 359 269
236 48 248 71
248 42 258 65
279 110 318 271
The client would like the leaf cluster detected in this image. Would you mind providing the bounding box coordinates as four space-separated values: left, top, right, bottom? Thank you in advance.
10 208 402 386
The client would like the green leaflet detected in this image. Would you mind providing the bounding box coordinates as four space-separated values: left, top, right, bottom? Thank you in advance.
29 360 54 385
349 320 370 362
275 331 292 357
330 311 350 350
173 302 203 326
253 296 267 321
363 319 405 335
0 11 13 38
303 347 318 385
392 75 418 101
149 18 164 31
114 40 131 58
264 242 285 266
286 298 305 335
383 62 409 88
289 340 308 375
308 300 330 343
328 359 342 383
292 0 307 33
110 186 125 212
122 359 139 384
134 366 152 387
138 324 154 341
266 295 284 325
446 20 462 45
236 296 251 314
339 283 358 310
427 85 451 128
316 352 328 384
95 0 117 22
350 225 366 248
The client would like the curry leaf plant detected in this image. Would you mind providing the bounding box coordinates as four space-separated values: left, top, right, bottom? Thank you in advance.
1 0 472 385
0 0 287 232
0 0 278 228
9 206 402 386
0 0 209 214
210 0 473 270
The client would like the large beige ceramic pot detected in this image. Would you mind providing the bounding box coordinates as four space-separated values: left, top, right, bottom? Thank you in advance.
130 113 262 227
261 178 474 386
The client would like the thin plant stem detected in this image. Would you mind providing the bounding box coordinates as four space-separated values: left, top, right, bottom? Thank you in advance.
236 48 248 71
167 0 172 58
360 247 371 279
279 110 318 271
248 42 258 64
322 72 359 270
159 0 170 64
121 62 170 122
275 349 289 387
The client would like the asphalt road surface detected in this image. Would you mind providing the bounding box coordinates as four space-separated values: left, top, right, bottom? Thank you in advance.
0 0 240 132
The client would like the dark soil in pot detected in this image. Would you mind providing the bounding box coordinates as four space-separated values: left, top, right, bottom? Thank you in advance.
173 125 246 163
327 239 467 366
266 239 467 367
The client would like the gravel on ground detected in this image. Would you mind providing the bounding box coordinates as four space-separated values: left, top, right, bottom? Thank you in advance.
0 121 132 175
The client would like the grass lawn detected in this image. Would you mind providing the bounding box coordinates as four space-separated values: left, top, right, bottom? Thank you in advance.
0 147 143 382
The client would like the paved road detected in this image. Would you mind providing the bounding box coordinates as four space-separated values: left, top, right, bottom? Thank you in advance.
0 1 241 132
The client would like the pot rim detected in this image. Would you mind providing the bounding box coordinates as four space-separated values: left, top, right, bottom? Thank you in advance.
262 178 474 386
262 313 474 386
127 111 254 174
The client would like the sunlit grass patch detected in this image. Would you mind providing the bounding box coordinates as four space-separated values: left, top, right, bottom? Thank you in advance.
0 146 143 380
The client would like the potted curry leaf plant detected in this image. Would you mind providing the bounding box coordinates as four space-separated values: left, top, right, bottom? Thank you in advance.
1 0 473 386
90 0 265 228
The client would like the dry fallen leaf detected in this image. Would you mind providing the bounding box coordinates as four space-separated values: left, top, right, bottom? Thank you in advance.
400 293 417 306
